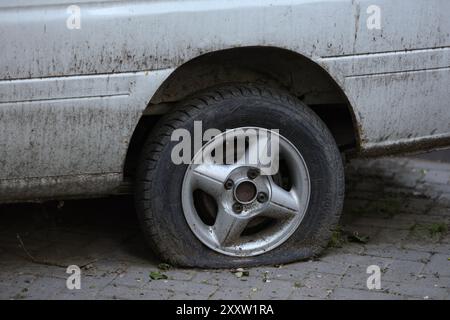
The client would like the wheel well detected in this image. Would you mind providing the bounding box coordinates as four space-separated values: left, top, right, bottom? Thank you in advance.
124 46 358 178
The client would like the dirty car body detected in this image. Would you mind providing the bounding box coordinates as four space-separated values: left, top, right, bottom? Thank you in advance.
1 0 449 202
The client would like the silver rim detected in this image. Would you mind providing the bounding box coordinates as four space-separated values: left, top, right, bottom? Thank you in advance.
181 127 310 257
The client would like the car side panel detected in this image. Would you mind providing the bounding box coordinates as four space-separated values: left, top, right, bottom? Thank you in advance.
0 0 448 200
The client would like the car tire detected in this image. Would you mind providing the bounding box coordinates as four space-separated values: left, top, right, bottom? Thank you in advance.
135 84 344 268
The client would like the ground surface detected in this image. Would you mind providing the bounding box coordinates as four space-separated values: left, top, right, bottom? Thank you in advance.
0 157 449 300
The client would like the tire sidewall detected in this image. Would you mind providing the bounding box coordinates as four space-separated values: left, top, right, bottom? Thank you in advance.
139 92 344 267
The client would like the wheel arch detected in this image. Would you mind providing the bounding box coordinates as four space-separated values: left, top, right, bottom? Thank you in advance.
124 46 361 178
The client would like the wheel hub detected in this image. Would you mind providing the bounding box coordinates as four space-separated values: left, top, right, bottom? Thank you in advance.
234 180 258 204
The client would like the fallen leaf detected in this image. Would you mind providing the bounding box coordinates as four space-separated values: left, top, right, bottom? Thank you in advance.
347 231 370 244
149 271 168 280
231 268 249 278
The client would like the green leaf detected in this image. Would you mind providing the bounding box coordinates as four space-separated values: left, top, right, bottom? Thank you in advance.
149 271 168 280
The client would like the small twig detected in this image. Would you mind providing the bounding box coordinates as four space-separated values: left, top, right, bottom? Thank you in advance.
16 233 36 262
16 233 67 268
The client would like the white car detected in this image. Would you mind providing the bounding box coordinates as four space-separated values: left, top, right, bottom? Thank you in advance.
0 0 449 267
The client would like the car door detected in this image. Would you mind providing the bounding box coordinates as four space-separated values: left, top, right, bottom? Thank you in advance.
0 0 170 200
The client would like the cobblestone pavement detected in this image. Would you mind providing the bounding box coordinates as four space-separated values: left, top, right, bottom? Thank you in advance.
0 157 449 300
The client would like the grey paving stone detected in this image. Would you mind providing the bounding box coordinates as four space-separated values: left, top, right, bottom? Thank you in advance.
248 280 294 299
209 286 253 300
0 273 37 300
1 157 449 300
382 260 426 282
382 280 448 300
99 283 174 300
305 272 342 287
145 279 218 298
422 254 450 277
106 268 147 289
283 259 350 276
89 258 130 274
339 262 407 291
250 267 311 284
192 271 254 289
168 291 217 300
422 170 450 185
54 273 117 299
340 266 372 290
0 262 68 279
363 244 432 262
288 288 332 300
321 253 394 268
19 276 67 300
329 287 401 300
